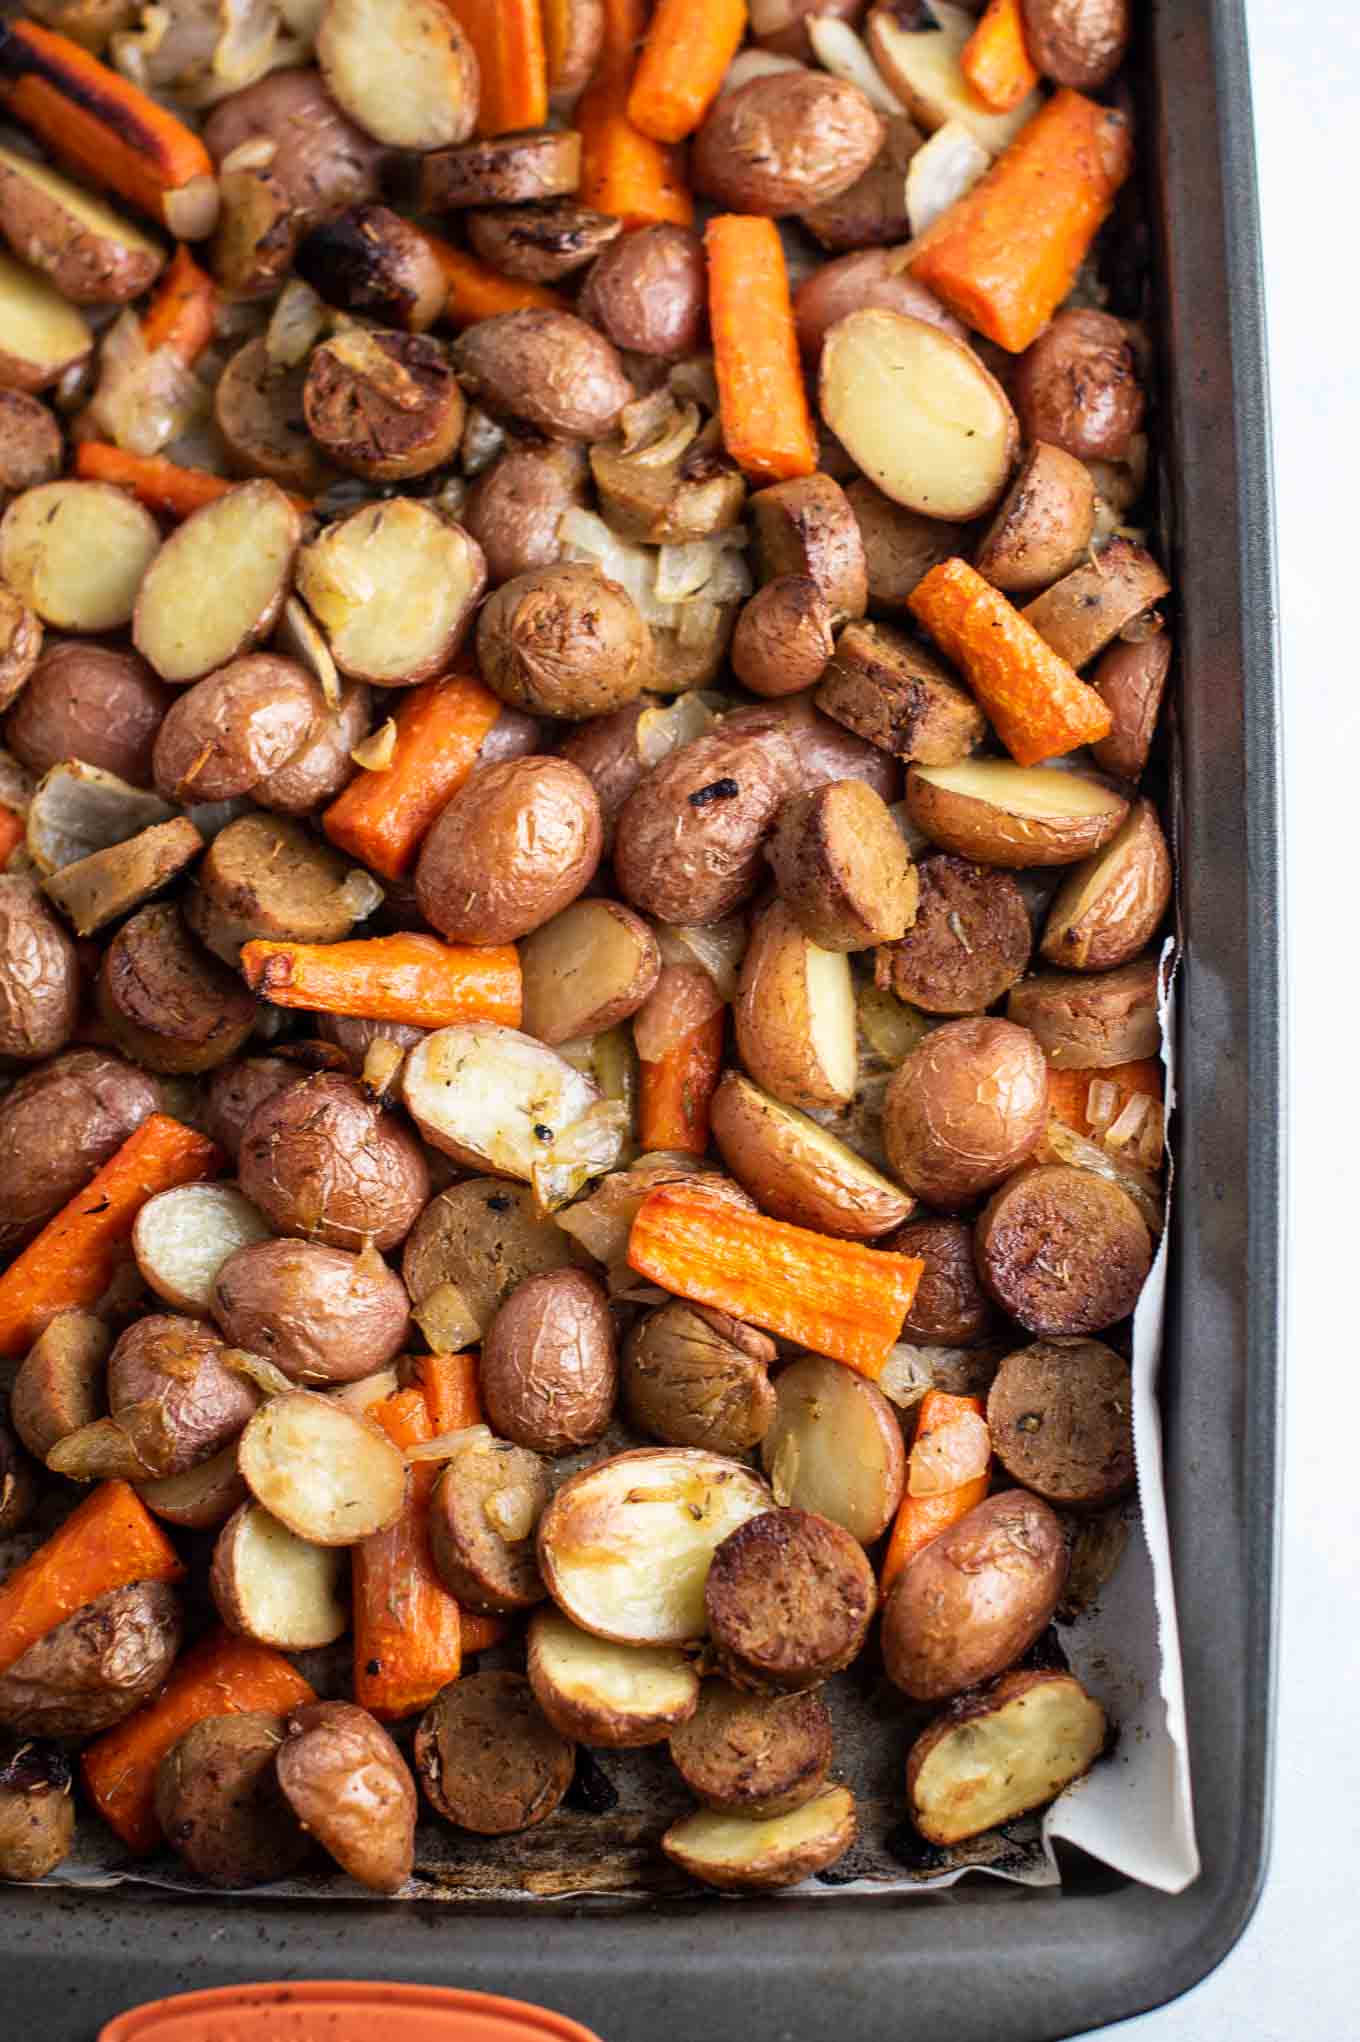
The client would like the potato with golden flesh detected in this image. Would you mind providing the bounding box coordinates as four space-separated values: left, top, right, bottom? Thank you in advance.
761 1353 905 1545
907 1668 1106 1844
906 761 1130 867
528 1607 698 1748
734 898 857 1112
662 1784 857 1892
711 1071 912 1241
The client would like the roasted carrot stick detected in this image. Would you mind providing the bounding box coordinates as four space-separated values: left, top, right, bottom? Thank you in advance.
1047 1058 1163 1138
629 1184 924 1378
909 557 1112 764
880 1391 990 1591
353 1387 463 1720
82 1629 315 1853
75 443 309 521
408 1353 507 1654
0 20 217 237
908 89 1133 353
241 933 523 1031
141 244 217 365
706 215 817 483
420 230 568 325
577 0 693 228
0 1482 184 1678
323 669 503 880
0 1115 221 1359
960 0 1040 113
638 1013 724 1155
0 805 23 869
628 0 747 143
441 0 548 135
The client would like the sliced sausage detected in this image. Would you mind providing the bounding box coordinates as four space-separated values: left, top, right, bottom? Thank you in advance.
704 1508 876 1693
976 1163 1153 1335
98 903 256 1075
877 855 1032 1014
414 1671 574 1835
429 1439 550 1614
986 1336 1135 1508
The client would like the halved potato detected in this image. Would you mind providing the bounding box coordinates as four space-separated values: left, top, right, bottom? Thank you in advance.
0 250 92 392
237 1390 408 1545
318 0 479 150
1 482 157 629
24 761 174 875
661 1783 856 1892
906 1669 1106 1844
820 310 1018 522
0 146 165 305
526 1604 699 1746
1040 797 1172 971
133 1181 272 1316
536 1447 772 1646
519 898 661 1045
733 899 857 1111
136 1443 249 1531
133 480 301 683
295 500 486 685
711 1070 911 1239
210 1497 348 1649
403 1022 600 1177
867 4 1039 152
906 761 1131 867
761 1353 906 1546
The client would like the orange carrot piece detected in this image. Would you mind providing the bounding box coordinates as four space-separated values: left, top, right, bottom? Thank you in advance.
415 1351 482 1436
706 215 817 484
420 230 569 325
909 89 1133 354
578 0 693 228
1047 1058 1163 1138
74 443 309 521
0 21 215 234
0 805 23 869
141 244 217 364
629 1183 924 1378
0 1482 184 1679
440 0 547 136
82 1629 315 1853
909 557 1111 764
881 1391 989 1591
960 0 1040 113
628 0 747 143
0 1115 221 1359
241 933 522 1031
322 670 503 880
353 1387 463 1720
637 1013 723 1155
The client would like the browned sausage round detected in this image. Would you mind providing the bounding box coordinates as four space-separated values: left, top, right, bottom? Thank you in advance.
878 855 1032 1014
668 1683 833 1819
98 903 257 1075
976 1163 1153 1334
0 878 79 1063
987 1336 1135 1508
429 1439 550 1613
5 643 171 786
415 1671 574 1835
705 1508 876 1693
303 327 465 483
888 1215 998 1346
238 1071 430 1250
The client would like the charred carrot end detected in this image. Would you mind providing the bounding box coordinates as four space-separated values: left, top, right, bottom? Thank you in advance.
141 244 217 364
1047 1058 1163 1139
706 215 817 484
419 230 569 325
960 0 1040 113
0 804 23 868
909 89 1133 353
323 669 502 880
440 0 547 135
0 1114 221 1360
629 1184 924 1378
638 1013 724 1155
628 0 748 143
241 933 523 1032
881 1390 990 1591
0 20 217 237
0 1481 184 1678
415 1351 483 1436
909 557 1111 764
74 443 310 522
578 72 694 229
353 1386 463 1720
82 1629 315 1853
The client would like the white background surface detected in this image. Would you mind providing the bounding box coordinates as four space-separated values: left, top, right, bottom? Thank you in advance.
1093 3 1359 2035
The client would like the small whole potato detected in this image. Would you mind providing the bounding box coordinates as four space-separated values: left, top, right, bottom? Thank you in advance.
276 1700 417 1895
462 441 589 587
0 1581 181 1738
0 1049 158 1249
152 654 321 805
0 877 78 1062
212 1238 410 1385
1022 0 1129 89
623 1302 776 1454
415 756 603 944
693 72 884 216
579 225 707 357
238 1071 430 1251
108 1314 259 1478
732 576 835 698
749 0 865 59
1014 309 1145 463
203 1056 296 1161
481 1268 617 1455
5 642 171 786
881 1490 1068 1701
477 563 653 719
793 246 967 361
0 1736 74 1883
883 1016 1050 1211
452 309 633 441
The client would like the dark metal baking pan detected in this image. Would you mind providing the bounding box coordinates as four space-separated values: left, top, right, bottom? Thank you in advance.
0 0 1282 2034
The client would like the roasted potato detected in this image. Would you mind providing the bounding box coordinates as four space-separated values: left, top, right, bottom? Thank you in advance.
750 472 868 624
214 337 335 496
622 1299 777 1453
155 1711 311 1889
907 1668 1107 1844
767 778 917 950
906 760 1130 867
415 1672 574 1836
462 442 590 587
452 310 632 442
662 1783 856 1892
415 757 601 945
869 5 1039 146
0 1050 156 1251
0 144 164 305
294 203 448 330
749 0 865 59
761 1352 905 1544
889 1215 997 1346
1013 309 1145 463
136 1443 250 1532
579 225 707 357
430 1436 550 1613
846 478 967 611
132 1180 271 1317
100 1313 257 1480
152 655 322 806
98 902 256 1075
0 390 62 512
1 481 157 631
732 577 835 698
416 131 582 211
210 1499 347 1651
133 482 301 686
255 679 369 817
296 499 486 687
705 1507 876 1693
0 1581 181 1737
527 1606 698 1747
0 876 78 1062
0 585 41 712
543 0 605 96
1007 953 1161 1068
212 1237 410 1385
317 0 478 149
976 1161 1153 1334
239 1070 429 1250
881 1489 1068 1701
519 898 659 1044
669 1682 833 1819
0 1421 37 1538
479 1268 616 1455
276 1699 417 1892
1021 0 1128 87
303 325 465 484
0 252 92 394
793 246 967 361
882 1015 1049 1210
477 563 653 719
693 71 884 214
988 1336 1134 1507
878 853 1031 1012
0 1736 74 1882
1022 539 1171 671
467 201 620 285
401 1177 578 1351
22 758 175 878
4 644 170 787
203 1055 296 1161
730 690 900 804
1040 799 1172 972
974 441 1097 596
711 1070 911 1240
1091 631 1172 782
238 1391 407 1545
802 112 919 250
734 898 857 1112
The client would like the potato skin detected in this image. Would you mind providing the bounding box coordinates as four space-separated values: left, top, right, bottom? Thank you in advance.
0 1049 158 1250
1022 0 1129 89
481 1268 617 1455
1014 309 1144 463
613 720 799 925
889 1216 997 1347
203 1055 296 1161
0 150 163 305
0 1736 74 1881
0 390 62 508
414 1671 574 1836
254 680 369 818
802 112 918 252
976 1163 1153 1336
1041 798 1172 972
276 1700 416 1894
152 655 320 805
767 778 918 951
711 1071 912 1241
0 1422 37 1537
452 310 632 441
477 563 653 719
0 586 41 712
239 1071 430 1251
0 878 78 1063
579 225 706 357
730 692 899 803
881 1490 1068 1701
883 1016 1050 1211
705 1508 876 1693
905 765 1129 868
462 441 589 587
974 442 1096 597
416 755 602 945
732 576 835 698
1007 954 1160 1069
6 642 170 786
693 72 884 215
0 1581 181 1738
669 1683 833 1819
108 1314 259 1478
623 1301 777 1453
155 1711 311 1889
98 903 256 1076
1090 632 1172 782
793 247 967 361
212 1238 410 1386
